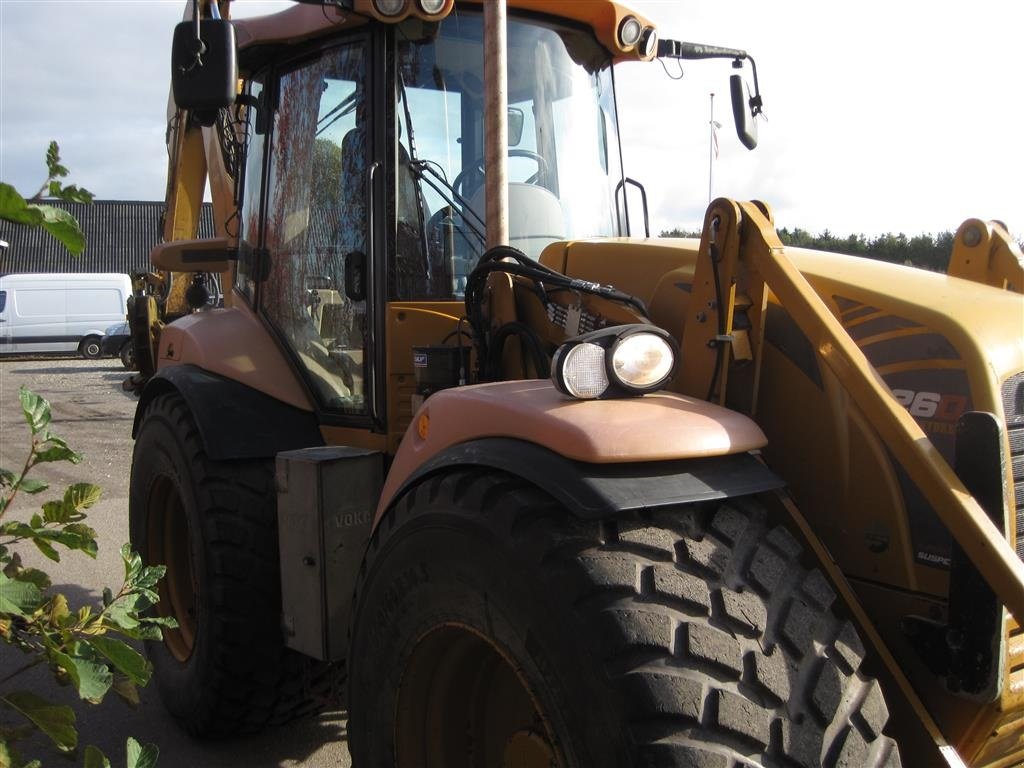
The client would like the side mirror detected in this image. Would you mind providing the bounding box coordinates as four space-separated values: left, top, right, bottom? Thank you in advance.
171 19 238 122
151 237 237 273
730 74 758 150
508 107 525 147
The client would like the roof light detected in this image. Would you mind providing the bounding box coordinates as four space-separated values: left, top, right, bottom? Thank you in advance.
639 27 658 58
419 0 445 13
374 0 405 16
618 16 642 49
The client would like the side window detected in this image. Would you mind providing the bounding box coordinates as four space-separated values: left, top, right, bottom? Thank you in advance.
261 42 369 416
0 291 6 314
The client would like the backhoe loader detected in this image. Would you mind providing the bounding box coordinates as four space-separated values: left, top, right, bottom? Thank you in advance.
127 1 1024 765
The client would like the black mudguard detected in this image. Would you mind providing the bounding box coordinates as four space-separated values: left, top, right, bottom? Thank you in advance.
389 437 784 520
132 364 323 461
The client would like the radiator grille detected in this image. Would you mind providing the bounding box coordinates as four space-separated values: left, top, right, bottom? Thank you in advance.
1003 372 1024 560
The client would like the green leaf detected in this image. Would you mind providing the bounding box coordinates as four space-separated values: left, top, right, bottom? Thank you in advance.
41 501 68 525
133 564 166 592
110 676 140 707
2 691 77 752
0 183 42 227
0 573 42 616
57 184 94 205
31 538 60 563
85 637 151 686
11 568 50 591
126 738 159 768
17 479 47 495
51 648 113 704
33 445 80 465
84 745 112 768
0 469 16 488
46 141 68 179
65 484 102 512
18 389 50 435
33 205 86 256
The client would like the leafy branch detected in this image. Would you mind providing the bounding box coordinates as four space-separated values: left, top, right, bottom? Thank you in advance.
0 142 93 255
0 388 170 768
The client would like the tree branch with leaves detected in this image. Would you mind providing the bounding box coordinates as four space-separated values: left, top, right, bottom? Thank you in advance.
0 389 171 768
0 142 94 256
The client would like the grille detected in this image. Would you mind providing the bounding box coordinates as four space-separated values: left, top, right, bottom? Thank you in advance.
1003 372 1024 560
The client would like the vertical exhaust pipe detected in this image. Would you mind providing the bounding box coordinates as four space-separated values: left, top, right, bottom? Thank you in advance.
483 0 509 248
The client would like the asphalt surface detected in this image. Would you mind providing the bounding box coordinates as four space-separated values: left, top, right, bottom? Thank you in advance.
0 357 351 768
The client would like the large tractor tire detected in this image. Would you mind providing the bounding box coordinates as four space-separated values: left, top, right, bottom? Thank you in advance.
129 391 335 736
348 469 902 768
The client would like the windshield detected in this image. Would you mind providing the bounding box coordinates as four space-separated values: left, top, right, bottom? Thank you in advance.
393 11 624 300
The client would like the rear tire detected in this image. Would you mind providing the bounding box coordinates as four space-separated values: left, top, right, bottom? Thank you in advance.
129 391 336 736
119 341 135 370
348 470 902 767
79 335 101 359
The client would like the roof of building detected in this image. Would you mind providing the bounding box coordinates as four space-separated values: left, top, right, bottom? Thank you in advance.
0 200 214 276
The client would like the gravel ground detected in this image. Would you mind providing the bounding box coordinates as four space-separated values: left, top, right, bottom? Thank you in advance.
0 356 350 768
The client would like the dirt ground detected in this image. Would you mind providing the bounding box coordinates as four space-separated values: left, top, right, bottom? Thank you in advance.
0 357 351 768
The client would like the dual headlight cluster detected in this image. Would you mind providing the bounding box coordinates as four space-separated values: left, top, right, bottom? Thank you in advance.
552 324 678 400
373 0 446 16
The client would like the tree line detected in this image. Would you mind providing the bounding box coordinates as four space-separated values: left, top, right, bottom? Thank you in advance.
659 226 1023 273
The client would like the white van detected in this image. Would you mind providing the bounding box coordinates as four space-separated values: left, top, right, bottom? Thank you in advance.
0 273 132 358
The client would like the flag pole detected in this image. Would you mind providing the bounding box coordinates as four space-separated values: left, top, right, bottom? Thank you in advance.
708 92 715 205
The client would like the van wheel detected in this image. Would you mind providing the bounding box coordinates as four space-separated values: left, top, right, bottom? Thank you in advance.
349 470 902 767
79 335 102 359
119 341 136 370
129 391 337 735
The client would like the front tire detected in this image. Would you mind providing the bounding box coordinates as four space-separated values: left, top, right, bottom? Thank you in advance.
79 335 101 359
348 470 902 768
129 391 334 736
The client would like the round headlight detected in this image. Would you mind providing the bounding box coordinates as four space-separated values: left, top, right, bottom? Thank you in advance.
611 332 675 390
557 342 609 399
639 27 658 58
618 16 642 48
374 0 405 16
419 0 445 13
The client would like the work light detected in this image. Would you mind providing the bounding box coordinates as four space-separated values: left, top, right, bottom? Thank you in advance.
419 0 445 13
552 324 677 399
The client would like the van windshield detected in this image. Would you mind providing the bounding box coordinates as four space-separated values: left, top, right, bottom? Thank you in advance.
392 10 623 299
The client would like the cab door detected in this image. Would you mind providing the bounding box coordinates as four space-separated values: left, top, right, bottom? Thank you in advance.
258 38 378 424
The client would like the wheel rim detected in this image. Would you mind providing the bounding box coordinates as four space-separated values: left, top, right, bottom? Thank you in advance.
396 624 563 768
146 475 197 661
84 340 100 357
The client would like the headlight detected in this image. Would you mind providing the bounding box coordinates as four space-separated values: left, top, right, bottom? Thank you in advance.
552 324 678 399
374 0 405 16
419 0 445 13
618 16 642 49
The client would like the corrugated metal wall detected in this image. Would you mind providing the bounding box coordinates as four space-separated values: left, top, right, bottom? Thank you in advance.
0 200 214 275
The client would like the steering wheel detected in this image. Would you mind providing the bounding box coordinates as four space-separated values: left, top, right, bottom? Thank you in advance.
452 149 549 201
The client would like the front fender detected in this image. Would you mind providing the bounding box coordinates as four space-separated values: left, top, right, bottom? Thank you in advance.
376 379 771 523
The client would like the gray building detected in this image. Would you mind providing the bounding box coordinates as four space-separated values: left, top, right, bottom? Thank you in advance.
0 200 214 275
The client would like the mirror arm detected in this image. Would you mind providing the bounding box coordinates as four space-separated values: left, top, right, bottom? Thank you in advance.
733 54 763 117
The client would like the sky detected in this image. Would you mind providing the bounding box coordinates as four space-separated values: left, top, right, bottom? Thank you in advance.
1 0 1021 240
